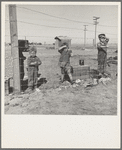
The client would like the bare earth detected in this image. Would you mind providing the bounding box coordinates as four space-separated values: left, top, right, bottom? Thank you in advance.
4 45 117 115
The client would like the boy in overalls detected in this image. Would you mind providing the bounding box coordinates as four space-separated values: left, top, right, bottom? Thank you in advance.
58 43 73 84
26 46 42 92
97 34 109 76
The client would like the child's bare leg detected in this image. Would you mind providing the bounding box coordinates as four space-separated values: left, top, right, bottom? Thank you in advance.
61 74 64 82
68 73 73 84
60 67 65 83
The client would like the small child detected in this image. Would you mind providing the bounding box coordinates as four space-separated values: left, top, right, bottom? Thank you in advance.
26 46 42 93
58 43 73 84
97 34 109 75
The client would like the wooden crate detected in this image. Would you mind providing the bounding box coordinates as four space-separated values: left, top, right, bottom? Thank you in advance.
72 65 90 80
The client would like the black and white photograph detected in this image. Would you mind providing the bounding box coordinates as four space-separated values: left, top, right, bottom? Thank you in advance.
2 1 121 148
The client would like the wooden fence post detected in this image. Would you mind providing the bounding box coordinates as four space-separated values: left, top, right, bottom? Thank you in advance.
9 5 21 93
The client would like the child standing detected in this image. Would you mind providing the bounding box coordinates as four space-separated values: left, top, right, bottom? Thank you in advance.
97 34 109 75
58 43 73 84
26 46 42 92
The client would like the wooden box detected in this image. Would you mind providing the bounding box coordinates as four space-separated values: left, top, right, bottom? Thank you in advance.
72 65 90 80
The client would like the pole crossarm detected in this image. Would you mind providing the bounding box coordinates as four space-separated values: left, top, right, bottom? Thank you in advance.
93 16 100 48
83 25 88 49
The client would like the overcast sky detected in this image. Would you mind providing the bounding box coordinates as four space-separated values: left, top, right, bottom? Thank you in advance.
5 2 119 44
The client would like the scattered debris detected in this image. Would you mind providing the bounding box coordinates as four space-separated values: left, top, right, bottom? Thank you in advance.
108 56 117 60
83 78 99 87
83 82 93 88
75 79 81 84
72 83 79 88
93 79 98 85
35 88 41 92
99 77 111 85
107 60 117 65
107 56 117 65
55 87 62 91
60 85 69 89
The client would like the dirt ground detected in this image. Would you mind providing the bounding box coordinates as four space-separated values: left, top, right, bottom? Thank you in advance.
4 45 117 115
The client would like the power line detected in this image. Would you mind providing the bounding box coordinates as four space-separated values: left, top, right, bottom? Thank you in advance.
4 35 88 39
5 19 117 35
17 6 93 25
5 19 84 31
5 34 117 40
16 6 117 28
18 21 117 35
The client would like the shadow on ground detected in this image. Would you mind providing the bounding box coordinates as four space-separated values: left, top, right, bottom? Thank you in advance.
22 78 47 91
9 73 47 93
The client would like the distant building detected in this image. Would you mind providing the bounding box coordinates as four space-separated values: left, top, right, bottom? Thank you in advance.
54 36 72 49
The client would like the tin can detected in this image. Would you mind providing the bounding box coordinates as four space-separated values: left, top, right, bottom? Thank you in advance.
79 59 84 65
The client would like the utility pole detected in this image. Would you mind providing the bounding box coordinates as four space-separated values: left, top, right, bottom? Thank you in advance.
9 5 21 93
93 16 100 48
83 25 88 50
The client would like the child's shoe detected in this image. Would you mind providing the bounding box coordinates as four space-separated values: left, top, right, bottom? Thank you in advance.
70 80 74 85
35 88 41 92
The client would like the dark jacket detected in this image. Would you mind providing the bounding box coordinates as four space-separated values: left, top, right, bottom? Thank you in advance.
27 56 42 68
59 48 72 63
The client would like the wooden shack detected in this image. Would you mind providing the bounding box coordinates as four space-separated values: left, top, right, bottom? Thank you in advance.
54 36 72 49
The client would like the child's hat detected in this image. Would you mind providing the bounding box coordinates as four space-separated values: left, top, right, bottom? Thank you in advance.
29 46 37 53
98 34 106 39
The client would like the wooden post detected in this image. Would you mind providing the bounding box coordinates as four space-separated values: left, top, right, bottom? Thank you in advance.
9 5 21 93
83 25 88 50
